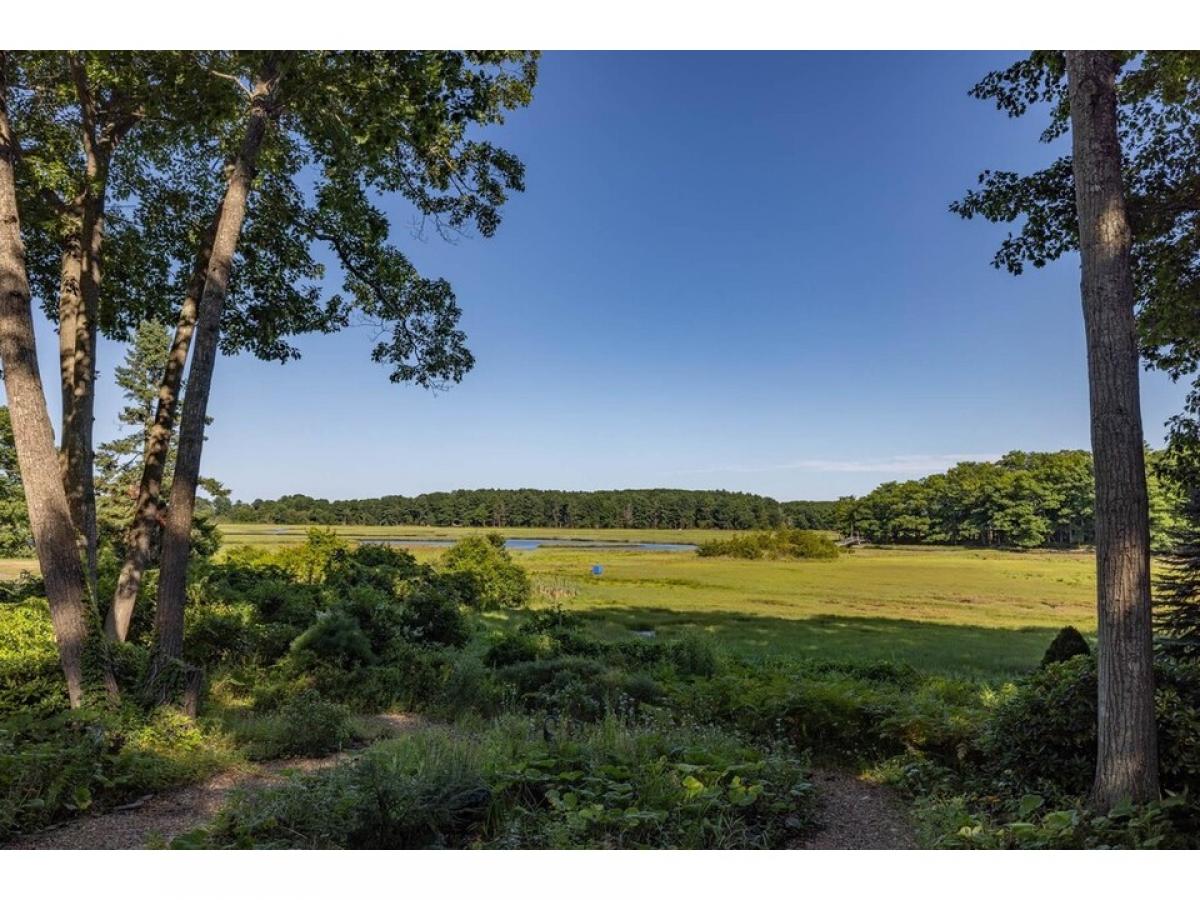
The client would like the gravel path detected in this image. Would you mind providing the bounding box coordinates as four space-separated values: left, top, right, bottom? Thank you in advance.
796 767 918 850
4 713 423 851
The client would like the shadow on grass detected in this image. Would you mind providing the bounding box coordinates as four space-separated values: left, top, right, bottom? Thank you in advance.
573 606 1065 678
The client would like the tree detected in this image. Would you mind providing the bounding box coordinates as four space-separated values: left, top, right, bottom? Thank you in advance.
93 319 226 558
0 406 31 555
955 50 1160 808
11 52 216 593
1155 487 1200 661
1 57 114 706
144 51 537 691
95 319 171 545
951 52 1200 459
148 55 282 685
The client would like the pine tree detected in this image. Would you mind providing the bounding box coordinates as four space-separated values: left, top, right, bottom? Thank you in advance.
95 319 226 554
95 320 172 545
1155 488 1200 661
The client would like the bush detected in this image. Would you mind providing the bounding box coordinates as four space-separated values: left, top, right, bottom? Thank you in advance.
667 632 720 678
295 641 455 713
324 544 426 597
290 610 377 668
397 588 469 648
440 534 531 609
1040 626 1090 668
483 632 560 668
241 691 354 760
977 656 1097 795
697 529 839 560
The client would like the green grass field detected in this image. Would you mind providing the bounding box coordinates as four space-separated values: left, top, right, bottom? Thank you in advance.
2 525 1099 678
217 522 748 547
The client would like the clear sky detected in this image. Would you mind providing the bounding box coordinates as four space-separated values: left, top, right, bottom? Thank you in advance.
25 51 1191 502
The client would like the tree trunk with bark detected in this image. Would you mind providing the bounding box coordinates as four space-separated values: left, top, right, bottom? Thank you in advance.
1066 49 1160 810
65 194 102 593
106 204 220 641
0 68 109 708
150 64 278 683
57 231 81 470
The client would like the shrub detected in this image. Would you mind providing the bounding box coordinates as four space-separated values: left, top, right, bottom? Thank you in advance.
241 691 354 760
977 656 1098 795
440 534 531 609
297 642 455 713
397 588 469 648
1040 626 1090 668
483 632 560 668
290 610 376 668
667 632 720 678
324 544 426 597
697 529 838 561
0 706 235 840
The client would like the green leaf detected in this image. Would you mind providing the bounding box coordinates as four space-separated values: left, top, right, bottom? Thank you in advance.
1017 793 1044 818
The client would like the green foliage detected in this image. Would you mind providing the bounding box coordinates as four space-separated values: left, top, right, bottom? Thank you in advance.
1040 626 1091 667
0 705 235 840
952 52 1200 460
697 529 839 560
271 528 349 584
239 691 354 760
189 716 816 849
979 656 1098 795
667 632 721 678
291 611 377 668
224 488 790 530
441 534 531 609
0 408 31 557
934 793 1195 850
0 597 68 718
1156 487 1200 661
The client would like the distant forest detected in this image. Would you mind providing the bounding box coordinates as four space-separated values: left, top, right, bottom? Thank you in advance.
836 449 1181 549
222 489 839 531
222 449 1185 550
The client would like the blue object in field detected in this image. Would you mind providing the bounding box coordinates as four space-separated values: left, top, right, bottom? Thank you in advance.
591 564 603 576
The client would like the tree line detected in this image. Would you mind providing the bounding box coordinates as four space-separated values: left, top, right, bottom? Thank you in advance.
223 489 837 531
833 449 1182 549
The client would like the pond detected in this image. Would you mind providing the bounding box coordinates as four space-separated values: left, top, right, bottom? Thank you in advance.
363 537 698 553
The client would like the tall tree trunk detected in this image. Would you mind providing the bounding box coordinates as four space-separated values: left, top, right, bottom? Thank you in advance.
150 65 277 677
1066 50 1160 810
57 232 81 467
0 69 109 708
65 195 102 593
106 203 220 641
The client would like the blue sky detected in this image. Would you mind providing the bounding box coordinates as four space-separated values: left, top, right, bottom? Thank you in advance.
29 51 1191 502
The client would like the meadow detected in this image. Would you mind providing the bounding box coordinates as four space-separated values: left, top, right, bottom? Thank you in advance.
223 525 1097 677
0 527 1099 677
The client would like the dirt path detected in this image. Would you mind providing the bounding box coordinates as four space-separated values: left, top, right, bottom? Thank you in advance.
795 767 918 850
5 713 423 851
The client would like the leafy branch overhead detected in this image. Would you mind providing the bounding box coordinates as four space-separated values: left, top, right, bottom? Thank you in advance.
952 52 1200 458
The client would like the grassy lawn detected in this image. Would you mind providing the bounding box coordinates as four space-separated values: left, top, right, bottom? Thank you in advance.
494 545 1095 677
3 526 1099 678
